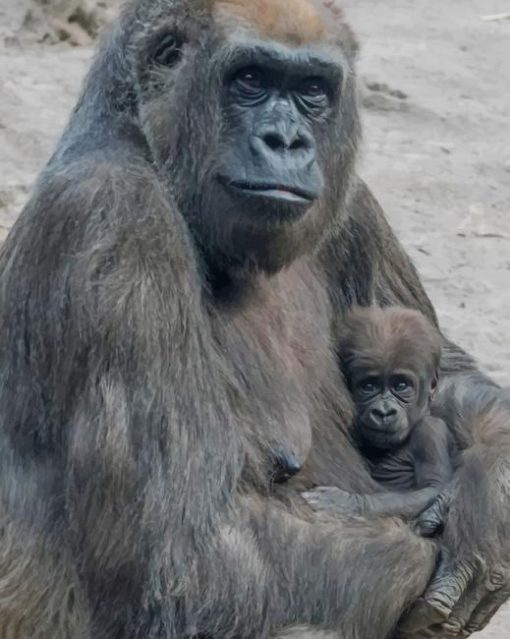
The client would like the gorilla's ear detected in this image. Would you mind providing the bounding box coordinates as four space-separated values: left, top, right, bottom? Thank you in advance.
430 370 439 395
135 27 186 77
133 27 187 93
152 32 185 68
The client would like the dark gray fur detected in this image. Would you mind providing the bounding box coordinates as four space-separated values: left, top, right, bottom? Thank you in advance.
0 1 509 638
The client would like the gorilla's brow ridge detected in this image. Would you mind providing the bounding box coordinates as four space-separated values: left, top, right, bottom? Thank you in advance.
218 40 345 80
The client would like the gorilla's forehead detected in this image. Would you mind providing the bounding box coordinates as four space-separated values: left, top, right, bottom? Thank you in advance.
213 0 330 45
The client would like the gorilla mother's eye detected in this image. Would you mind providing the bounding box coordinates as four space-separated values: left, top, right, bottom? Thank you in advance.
231 67 268 101
153 33 184 67
298 77 328 99
296 76 330 113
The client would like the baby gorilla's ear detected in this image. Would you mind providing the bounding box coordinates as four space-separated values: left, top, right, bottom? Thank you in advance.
430 370 439 394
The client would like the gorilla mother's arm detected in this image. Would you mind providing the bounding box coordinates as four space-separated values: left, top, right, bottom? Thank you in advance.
328 178 510 637
189 494 437 638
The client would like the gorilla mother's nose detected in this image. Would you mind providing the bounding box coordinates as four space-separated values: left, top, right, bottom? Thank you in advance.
251 123 315 168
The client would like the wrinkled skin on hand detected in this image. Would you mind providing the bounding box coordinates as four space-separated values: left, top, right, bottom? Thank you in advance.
399 445 510 638
304 422 510 638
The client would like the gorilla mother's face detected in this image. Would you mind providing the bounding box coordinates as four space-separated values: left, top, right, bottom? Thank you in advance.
216 39 344 224
134 0 359 272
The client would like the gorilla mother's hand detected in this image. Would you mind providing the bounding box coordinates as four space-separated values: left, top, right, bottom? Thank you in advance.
399 442 510 638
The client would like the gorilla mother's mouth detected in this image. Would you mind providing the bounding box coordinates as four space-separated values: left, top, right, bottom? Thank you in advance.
221 178 317 204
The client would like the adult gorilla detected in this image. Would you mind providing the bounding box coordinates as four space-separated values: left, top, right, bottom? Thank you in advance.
0 0 508 637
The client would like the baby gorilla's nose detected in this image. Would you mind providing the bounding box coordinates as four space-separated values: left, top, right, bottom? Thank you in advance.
370 405 398 426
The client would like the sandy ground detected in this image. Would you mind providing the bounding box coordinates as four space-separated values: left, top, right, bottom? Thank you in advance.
344 0 510 392
0 0 509 635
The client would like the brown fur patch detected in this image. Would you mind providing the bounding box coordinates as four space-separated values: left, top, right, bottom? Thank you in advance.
215 0 327 44
339 305 442 374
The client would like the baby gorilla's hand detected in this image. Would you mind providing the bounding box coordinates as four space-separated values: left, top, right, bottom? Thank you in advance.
414 489 451 537
302 486 363 518
302 486 439 520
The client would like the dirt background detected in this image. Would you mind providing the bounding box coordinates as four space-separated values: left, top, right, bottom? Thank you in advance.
0 0 509 635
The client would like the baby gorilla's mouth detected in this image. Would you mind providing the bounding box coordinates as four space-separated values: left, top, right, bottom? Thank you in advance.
364 422 402 436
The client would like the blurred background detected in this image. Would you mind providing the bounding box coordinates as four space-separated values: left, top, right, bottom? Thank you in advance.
0 0 509 635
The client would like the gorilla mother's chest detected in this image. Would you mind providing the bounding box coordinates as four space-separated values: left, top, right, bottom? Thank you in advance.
216 262 335 426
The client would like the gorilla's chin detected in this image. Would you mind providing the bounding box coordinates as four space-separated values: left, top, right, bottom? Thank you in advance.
360 421 411 451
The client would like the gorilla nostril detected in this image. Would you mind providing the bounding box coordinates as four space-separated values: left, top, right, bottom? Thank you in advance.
261 131 309 153
289 137 306 151
263 133 286 152
371 407 397 421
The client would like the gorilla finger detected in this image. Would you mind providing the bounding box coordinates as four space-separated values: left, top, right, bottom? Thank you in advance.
304 486 345 495
415 513 444 538
302 488 352 509
440 582 488 635
302 488 339 501
415 493 451 537
424 558 476 617
485 568 507 592
464 586 510 635
301 491 330 508
400 555 475 633
399 556 455 632
441 568 506 635
388 487 439 519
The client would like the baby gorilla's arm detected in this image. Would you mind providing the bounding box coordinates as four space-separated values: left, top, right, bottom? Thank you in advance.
302 485 438 519
303 418 453 523
409 416 454 489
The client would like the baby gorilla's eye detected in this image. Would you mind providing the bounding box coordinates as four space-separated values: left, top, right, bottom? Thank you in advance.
358 378 379 393
392 376 412 393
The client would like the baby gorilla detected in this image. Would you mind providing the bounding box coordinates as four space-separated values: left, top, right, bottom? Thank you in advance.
304 306 455 522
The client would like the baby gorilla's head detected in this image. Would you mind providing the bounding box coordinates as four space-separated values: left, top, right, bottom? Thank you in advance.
339 306 442 451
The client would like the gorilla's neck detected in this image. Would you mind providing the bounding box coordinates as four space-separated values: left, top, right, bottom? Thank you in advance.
204 258 262 310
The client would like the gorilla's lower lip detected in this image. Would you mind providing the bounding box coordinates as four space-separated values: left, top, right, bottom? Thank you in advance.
364 423 401 435
222 179 316 203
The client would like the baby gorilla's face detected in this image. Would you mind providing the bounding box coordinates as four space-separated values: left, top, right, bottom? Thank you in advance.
349 367 427 450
